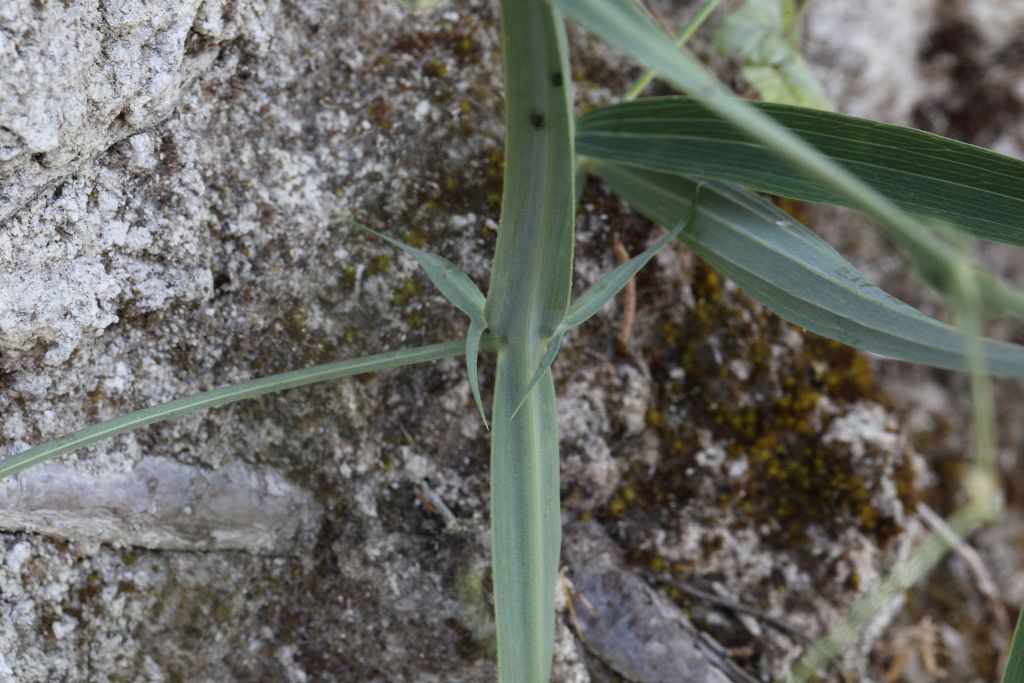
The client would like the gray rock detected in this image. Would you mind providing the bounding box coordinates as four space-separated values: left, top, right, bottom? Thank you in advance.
564 521 734 683
0 456 320 552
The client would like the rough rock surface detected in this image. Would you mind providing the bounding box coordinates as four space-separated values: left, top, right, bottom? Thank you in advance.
1 1 517 679
2 0 1005 680
563 522 733 683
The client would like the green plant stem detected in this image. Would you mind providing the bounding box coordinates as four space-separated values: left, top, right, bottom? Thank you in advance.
950 259 1005 528
489 337 563 683
0 337 495 480
784 0 817 46
954 263 998 475
621 0 722 101
487 0 576 680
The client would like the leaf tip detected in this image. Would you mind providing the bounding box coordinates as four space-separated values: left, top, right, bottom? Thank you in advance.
472 386 490 431
509 393 530 421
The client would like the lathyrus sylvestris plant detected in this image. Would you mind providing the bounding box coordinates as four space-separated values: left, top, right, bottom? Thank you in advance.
6 0 1024 681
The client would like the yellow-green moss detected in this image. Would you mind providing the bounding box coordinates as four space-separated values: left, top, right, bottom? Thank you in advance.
367 97 391 133
391 277 419 305
285 307 307 338
605 261 914 549
368 254 392 276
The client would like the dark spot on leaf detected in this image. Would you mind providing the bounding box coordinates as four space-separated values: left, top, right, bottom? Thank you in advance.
530 111 544 130
550 72 563 88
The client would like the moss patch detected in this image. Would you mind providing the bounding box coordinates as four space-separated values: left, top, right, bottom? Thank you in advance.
606 260 916 549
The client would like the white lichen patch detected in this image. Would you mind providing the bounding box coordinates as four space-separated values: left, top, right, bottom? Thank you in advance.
823 402 902 460
0 0 228 222
0 263 120 365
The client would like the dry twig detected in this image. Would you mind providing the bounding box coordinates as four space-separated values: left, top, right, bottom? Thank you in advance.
612 235 637 352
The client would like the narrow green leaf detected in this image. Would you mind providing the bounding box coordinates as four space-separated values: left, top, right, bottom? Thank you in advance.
393 0 438 8
594 161 1024 376
713 0 833 110
0 337 497 480
577 97 1024 247
566 188 700 328
1001 604 1024 683
466 317 489 430
353 221 486 320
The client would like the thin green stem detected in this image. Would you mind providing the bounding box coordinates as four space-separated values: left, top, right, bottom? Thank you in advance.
784 0 817 45
789 256 1003 682
622 0 722 102
954 267 998 475
1 337 495 479
950 259 1005 526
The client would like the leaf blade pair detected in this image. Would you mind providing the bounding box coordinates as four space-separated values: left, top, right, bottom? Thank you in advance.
550 0 1024 325
594 162 1024 377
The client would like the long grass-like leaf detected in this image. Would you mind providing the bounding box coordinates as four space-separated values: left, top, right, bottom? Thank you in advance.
577 97 1024 247
0 338 493 480
594 162 1024 376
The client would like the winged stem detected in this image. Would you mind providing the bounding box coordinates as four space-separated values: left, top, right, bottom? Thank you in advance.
486 0 575 680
